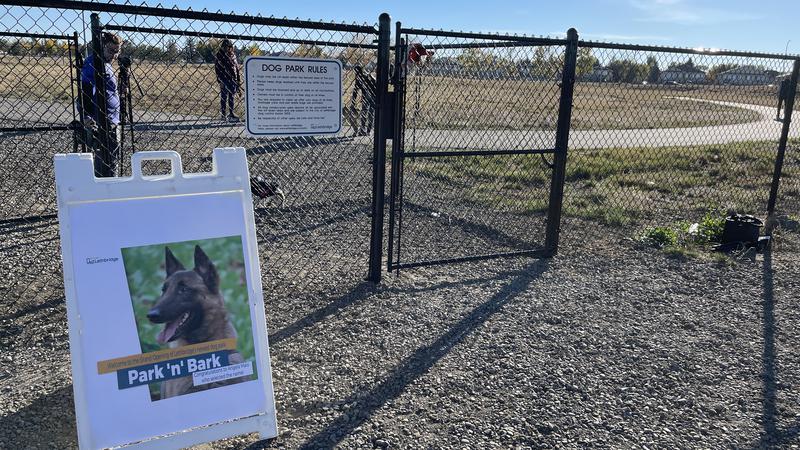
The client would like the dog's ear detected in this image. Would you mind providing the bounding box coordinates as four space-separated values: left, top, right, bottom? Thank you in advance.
165 247 185 277
193 245 219 293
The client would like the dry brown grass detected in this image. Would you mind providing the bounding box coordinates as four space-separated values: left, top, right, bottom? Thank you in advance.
0 55 777 130
0 55 75 103
407 75 767 130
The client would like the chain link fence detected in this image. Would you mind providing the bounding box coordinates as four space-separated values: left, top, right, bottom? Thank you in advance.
389 30 568 268
388 31 799 262
1 0 799 323
780 120 800 220
0 1 382 324
562 44 798 240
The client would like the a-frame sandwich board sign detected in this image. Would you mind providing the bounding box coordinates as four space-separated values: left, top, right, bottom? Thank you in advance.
54 149 277 449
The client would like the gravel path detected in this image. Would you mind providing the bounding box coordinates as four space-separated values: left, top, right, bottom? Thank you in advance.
2 95 800 450
2 226 799 449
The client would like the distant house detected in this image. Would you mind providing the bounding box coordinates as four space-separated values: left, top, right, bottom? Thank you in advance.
424 57 460 76
658 68 706 84
775 71 793 83
581 64 613 82
717 65 775 85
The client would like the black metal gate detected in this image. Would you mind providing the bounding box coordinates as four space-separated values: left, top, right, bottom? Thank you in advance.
0 31 82 134
0 30 82 224
387 27 578 270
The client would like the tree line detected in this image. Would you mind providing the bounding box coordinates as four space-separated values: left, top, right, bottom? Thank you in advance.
0 35 376 66
0 38 73 56
2 37 771 83
452 48 768 83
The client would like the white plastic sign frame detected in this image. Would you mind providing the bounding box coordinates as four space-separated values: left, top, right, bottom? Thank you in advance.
54 149 277 449
244 55 342 136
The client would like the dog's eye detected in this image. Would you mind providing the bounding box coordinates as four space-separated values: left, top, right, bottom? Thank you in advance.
161 284 167 293
178 285 187 294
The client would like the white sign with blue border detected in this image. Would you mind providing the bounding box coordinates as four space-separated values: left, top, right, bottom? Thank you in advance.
244 56 342 136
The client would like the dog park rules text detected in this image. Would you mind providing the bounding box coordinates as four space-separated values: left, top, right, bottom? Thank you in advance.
244 56 342 136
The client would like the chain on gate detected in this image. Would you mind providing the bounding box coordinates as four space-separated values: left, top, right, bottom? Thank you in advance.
411 68 421 152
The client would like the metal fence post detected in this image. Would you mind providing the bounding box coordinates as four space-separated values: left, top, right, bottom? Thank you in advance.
68 31 81 152
387 22 406 272
367 12 391 283
766 58 800 232
544 28 579 255
90 13 112 177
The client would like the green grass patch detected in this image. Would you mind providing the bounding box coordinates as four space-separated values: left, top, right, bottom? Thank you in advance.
638 210 733 259
409 139 780 233
641 226 678 248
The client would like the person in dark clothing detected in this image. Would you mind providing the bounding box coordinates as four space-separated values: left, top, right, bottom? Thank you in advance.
351 65 376 136
777 78 792 120
79 32 123 177
215 39 241 122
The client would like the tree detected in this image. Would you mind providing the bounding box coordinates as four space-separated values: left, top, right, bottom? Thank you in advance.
9 39 23 56
163 38 179 62
337 33 373 67
576 48 599 78
39 38 59 56
646 56 660 83
195 39 220 63
524 46 560 79
293 44 324 58
183 37 196 62
608 59 649 83
58 40 71 56
707 63 739 82
457 48 494 72
668 57 700 72
245 43 263 56
338 46 372 66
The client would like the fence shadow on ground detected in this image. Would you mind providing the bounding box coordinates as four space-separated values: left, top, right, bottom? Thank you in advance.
757 249 800 448
254 202 371 243
399 200 545 256
268 281 376 347
245 258 550 449
0 384 77 448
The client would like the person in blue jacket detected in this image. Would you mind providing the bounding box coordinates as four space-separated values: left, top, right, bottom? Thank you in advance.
79 32 123 177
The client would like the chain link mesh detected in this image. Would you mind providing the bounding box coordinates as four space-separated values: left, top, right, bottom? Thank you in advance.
563 46 796 239
0 2 380 321
1 2 799 323
390 32 799 267
781 117 800 219
392 33 565 266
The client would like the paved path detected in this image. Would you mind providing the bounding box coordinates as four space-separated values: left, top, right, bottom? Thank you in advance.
405 98 796 151
2 96 794 150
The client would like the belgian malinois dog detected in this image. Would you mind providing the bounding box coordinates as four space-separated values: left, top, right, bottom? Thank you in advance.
146 245 246 399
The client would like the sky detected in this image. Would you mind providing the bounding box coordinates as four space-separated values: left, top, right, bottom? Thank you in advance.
163 0 799 55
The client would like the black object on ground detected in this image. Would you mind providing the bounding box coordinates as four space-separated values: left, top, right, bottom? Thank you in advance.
250 176 285 206
713 214 765 252
721 214 763 245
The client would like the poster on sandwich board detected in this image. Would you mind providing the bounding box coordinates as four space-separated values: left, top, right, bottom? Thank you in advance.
55 149 277 449
244 55 342 136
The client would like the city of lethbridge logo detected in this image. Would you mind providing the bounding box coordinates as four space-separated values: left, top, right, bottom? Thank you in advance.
86 256 120 265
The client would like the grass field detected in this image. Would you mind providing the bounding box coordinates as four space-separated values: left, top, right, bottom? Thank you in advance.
0 54 777 131
406 75 767 131
414 138 800 229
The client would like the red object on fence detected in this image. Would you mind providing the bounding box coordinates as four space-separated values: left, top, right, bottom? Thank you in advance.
408 43 433 64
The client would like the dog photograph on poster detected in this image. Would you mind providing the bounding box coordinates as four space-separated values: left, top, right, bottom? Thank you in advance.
121 236 258 401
